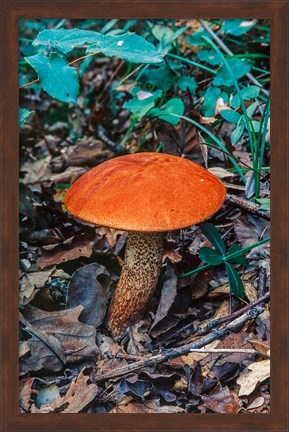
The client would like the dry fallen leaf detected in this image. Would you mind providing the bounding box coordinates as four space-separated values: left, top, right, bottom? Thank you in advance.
38 233 95 268
19 378 36 411
110 399 184 413
20 305 99 373
31 368 97 413
181 340 219 366
202 386 241 413
150 264 178 331
237 359 270 396
66 262 111 327
19 268 55 306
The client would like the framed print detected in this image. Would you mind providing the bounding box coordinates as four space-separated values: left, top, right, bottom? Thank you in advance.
1 1 288 431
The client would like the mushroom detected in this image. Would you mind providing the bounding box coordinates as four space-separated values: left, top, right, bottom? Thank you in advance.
64 152 226 336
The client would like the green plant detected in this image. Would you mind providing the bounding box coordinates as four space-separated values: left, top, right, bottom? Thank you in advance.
180 223 270 299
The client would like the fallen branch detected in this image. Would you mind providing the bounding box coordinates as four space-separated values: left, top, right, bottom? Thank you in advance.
225 193 270 220
180 291 270 344
95 303 266 383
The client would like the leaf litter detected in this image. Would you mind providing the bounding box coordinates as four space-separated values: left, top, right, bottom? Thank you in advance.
19 18 270 414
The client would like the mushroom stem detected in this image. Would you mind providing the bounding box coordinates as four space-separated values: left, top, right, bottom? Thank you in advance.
109 231 164 336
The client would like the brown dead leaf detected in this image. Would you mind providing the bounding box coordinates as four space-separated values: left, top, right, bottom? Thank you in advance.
65 138 114 167
234 215 270 258
202 386 241 413
21 305 99 372
97 226 125 249
208 167 235 179
38 232 95 268
198 300 230 331
49 166 87 184
256 304 270 340
237 359 270 396
20 155 51 184
66 263 111 327
19 378 36 411
181 340 220 366
163 248 182 263
247 396 265 411
110 399 184 413
150 264 178 331
31 368 97 413
191 267 214 300
19 268 55 306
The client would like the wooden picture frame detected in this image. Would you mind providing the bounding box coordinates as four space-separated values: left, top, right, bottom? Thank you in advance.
1 1 288 431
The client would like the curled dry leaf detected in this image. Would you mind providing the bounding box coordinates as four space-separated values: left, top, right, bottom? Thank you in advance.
38 232 95 269
19 268 55 306
19 378 36 411
64 138 114 167
163 248 183 263
109 399 184 413
21 305 99 372
31 368 97 413
150 264 178 331
202 386 241 413
66 262 111 327
208 167 235 179
237 359 270 396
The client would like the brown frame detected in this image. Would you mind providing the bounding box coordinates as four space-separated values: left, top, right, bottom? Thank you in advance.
1 1 288 431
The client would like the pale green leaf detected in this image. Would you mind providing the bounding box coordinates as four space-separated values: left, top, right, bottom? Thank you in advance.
220 109 242 124
25 53 79 104
213 59 252 87
33 28 102 54
19 108 34 128
87 32 163 64
149 98 184 125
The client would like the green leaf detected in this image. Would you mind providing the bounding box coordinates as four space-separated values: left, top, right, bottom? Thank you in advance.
220 109 242 124
246 101 258 118
225 262 245 298
213 59 252 87
140 64 173 92
152 25 187 55
123 86 162 118
231 123 245 145
24 53 79 104
19 108 33 128
149 98 184 125
199 223 226 256
255 198 270 211
199 247 223 265
231 86 260 110
197 49 221 66
176 76 197 94
250 120 261 133
87 32 163 64
33 28 102 54
189 28 212 47
227 244 249 265
221 19 256 36
203 86 221 117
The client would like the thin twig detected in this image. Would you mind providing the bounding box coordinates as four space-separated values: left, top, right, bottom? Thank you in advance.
199 19 269 97
225 193 270 221
177 291 270 346
189 348 269 358
95 303 266 383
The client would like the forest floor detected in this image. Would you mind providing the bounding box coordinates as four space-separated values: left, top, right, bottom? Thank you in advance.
19 18 270 414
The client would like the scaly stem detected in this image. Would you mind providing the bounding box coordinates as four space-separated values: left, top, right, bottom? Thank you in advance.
109 231 164 336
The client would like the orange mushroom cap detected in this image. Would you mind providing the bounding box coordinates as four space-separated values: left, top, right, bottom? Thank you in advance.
64 152 226 232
